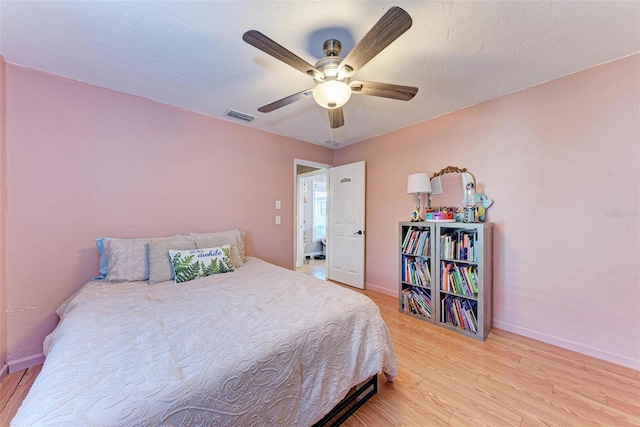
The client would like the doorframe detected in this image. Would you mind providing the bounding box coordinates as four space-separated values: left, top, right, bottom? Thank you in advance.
293 159 331 269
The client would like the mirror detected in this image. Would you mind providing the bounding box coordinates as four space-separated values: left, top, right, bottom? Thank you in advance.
429 166 475 208
428 166 493 222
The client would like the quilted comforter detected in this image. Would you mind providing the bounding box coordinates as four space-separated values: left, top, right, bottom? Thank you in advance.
11 258 397 426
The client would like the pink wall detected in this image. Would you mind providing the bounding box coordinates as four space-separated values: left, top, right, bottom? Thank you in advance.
4 65 333 366
0 56 7 375
4 56 639 371
335 54 640 369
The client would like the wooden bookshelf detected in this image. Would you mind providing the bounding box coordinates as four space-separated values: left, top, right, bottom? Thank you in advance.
399 221 493 340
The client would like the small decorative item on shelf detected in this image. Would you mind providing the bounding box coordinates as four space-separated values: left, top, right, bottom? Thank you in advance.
424 206 456 222
474 193 494 222
425 208 435 221
463 182 476 223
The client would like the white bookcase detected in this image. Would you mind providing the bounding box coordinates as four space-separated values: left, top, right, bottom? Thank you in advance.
399 221 493 341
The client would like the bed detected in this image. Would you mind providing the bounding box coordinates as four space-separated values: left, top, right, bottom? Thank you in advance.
11 255 397 426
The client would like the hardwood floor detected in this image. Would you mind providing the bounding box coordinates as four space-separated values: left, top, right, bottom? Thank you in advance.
342 290 640 427
1 288 639 426
0 364 41 426
296 257 327 280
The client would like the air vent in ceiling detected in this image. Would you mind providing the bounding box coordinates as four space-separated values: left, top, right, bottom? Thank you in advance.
224 109 256 122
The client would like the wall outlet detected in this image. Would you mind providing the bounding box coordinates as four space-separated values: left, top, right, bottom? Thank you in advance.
275 215 281 225
275 200 281 209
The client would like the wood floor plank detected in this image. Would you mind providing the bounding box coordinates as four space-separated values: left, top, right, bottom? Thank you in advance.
475 369 609 426
518 351 640 406
0 370 24 414
0 365 41 426
552 384 640 426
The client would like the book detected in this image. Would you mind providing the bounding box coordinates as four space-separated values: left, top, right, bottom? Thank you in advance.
405 286 432 318
401 226 413 250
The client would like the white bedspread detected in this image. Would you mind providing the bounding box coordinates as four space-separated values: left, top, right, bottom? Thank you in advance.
12 258 397 426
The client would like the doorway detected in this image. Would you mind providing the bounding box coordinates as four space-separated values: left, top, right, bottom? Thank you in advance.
294 159 366 288
294 160 329 280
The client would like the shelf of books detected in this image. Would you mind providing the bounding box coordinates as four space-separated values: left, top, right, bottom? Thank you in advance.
436 223 493 341
399 222 435 323
399 221 493 340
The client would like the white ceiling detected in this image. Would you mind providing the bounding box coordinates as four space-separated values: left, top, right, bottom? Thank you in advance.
1 1 638 148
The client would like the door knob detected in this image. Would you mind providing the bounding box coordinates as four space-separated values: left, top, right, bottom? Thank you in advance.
353 230 364 235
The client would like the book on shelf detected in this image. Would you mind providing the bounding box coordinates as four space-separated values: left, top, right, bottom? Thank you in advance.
403 256 432 287
401 226 413 249
402 230 415 253
402 286 432 318
441 295 478 334
463 299 478 333
439 230 478 262
440 261 478 297
402 228 431 257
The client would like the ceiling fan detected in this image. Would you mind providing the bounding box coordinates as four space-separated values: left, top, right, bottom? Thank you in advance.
242 6 418 129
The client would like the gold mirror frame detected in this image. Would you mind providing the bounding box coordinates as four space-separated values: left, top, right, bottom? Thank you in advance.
429 166 476 208
427 166 492 222
432 166 475 183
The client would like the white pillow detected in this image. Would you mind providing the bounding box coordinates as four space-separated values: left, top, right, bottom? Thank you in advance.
169 245 236 283
104 238 150 282
148 237 197 283
190 229 247 262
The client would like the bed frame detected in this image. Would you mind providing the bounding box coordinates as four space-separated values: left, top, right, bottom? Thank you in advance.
312 375 378 426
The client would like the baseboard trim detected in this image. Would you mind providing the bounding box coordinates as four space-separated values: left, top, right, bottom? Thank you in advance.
364 282 396 297
493 319 640 371
7 353 45 373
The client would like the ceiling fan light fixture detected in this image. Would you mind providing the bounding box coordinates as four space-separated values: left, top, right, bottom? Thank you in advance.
313 80 352 109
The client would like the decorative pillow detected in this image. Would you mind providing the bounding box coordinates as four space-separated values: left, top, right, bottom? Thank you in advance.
104 238 150 282
191 236 243 268
169 245 236 283
148 237 197 284
190 229 247 263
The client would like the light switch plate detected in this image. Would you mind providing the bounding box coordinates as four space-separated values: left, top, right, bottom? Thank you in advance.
275 200 281 209
275 215 281 225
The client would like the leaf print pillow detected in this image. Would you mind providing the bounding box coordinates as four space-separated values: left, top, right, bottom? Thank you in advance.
169 245 236 283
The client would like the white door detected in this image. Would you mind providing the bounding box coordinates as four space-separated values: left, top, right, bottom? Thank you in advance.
327 161 365 289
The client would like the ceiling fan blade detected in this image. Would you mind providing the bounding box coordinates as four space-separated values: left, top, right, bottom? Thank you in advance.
338 6 412 75
243 30 323 79
350 80 418 101
328 107 345 129
258 89 314 113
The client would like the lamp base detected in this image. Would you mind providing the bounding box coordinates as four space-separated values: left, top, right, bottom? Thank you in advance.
463 207 476 223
